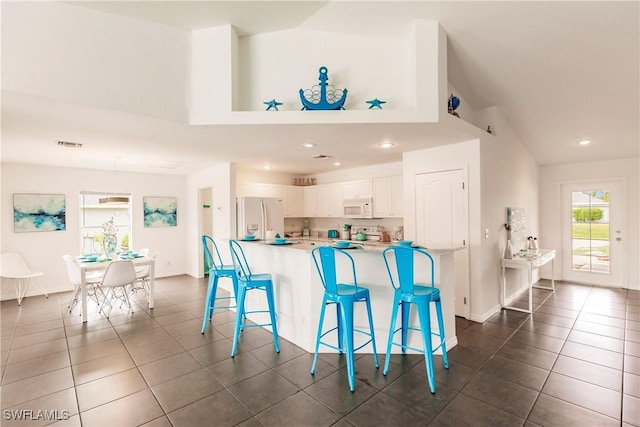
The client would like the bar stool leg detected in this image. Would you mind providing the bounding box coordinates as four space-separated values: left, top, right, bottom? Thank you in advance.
435 299 449 369
417 303 436 394
401 301 410 354
201 274 218 333
383 294 402 376
265 282 280 353
231 285 248 357
311 297 329 374
336 304 344 354
364 297 380 368
340 303 356 392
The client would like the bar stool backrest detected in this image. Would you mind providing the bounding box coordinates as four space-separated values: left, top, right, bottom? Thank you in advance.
311 246 359 295
383 246 435 293
202 236 227 273
229 240 253 281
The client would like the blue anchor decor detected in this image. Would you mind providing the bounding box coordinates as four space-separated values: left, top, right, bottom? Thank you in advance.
299 66 348 110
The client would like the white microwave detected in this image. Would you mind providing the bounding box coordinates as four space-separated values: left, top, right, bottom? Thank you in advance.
343 197 374 218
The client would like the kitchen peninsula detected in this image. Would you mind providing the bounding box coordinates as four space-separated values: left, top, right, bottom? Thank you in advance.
234 239 459 353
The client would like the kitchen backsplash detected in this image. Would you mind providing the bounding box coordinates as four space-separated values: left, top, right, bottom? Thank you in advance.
284 217 403 239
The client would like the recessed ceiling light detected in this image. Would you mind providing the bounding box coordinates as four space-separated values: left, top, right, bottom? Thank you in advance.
578 139 591 146
263 164 272 170
302 143 316 148
378 142 395 149
333 162 341 166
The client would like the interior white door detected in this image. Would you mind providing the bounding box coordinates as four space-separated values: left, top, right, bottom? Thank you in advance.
561 180 625 286
415 169 469 318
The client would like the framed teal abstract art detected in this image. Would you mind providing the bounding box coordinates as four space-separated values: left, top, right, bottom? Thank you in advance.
143 196 177 227
13 193 66 232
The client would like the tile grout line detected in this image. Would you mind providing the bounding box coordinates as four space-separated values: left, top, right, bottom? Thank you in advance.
522 282 592 424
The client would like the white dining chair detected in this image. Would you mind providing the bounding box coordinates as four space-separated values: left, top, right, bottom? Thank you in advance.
0 253 48 305
62 255 103 312
130 252 157 302
96 260 137 317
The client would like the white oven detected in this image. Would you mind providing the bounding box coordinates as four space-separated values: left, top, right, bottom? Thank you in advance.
343 197 374 219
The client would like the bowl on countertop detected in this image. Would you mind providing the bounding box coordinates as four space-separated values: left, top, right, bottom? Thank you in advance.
244 235 256 240
398 240 413 247
335 240 351 248
275 237 287 244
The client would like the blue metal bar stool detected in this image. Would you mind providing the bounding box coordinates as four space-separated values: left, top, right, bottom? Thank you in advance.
382 246 449 394
311 246 379 392
228 240 280 357
201 236 238 334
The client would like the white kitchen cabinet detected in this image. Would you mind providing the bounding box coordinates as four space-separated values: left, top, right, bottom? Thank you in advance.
285 186 304 217
237 183 285 199
342 179 372 200
303 186 318 217
373 175 403 217
316 183 343 217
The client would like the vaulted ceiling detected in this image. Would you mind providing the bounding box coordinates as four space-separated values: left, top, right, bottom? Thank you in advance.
2 1 638 175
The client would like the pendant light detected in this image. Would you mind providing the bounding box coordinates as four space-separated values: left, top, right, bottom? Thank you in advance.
99 158 129 205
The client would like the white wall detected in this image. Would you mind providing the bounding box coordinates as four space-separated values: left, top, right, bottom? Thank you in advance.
1 163 188 300
403 104 539 321
312 161 403 184
403 140 483 319
539 158 640 290
1 2 188 122
238 29 412 111
235 168 296 186
189 25 238 123
477 106 540 318
185 163 236 278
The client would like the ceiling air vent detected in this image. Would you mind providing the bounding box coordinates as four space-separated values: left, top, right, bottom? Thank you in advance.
57 140 83 148
311 154 332 159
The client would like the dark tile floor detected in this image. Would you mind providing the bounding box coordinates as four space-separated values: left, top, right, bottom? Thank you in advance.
1 276 639 426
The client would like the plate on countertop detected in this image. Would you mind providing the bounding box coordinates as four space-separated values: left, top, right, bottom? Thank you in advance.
332 245 361 250
239 238 261 242
267 240 303 246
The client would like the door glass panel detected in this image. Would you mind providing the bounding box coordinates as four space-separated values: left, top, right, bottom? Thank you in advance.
571 190 610 273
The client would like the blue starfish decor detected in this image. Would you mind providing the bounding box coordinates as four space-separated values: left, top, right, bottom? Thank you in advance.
366 98 386 109
264 99 283 111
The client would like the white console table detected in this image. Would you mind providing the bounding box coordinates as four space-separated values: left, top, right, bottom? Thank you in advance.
501 249 556 313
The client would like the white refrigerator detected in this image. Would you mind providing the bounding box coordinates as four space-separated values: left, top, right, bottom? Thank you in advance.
236 197 285 239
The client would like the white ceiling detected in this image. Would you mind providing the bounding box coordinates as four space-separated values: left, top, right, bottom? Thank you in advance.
2 1 638 176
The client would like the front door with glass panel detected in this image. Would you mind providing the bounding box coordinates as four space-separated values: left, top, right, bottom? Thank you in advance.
561 180 625 286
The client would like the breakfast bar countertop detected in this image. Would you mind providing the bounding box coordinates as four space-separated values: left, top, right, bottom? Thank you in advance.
229 238 460 353
240 237 463 255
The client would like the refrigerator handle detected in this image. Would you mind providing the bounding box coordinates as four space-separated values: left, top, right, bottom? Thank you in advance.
261 199 267 240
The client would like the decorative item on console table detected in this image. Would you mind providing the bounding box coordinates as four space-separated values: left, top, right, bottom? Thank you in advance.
504 223 513 259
